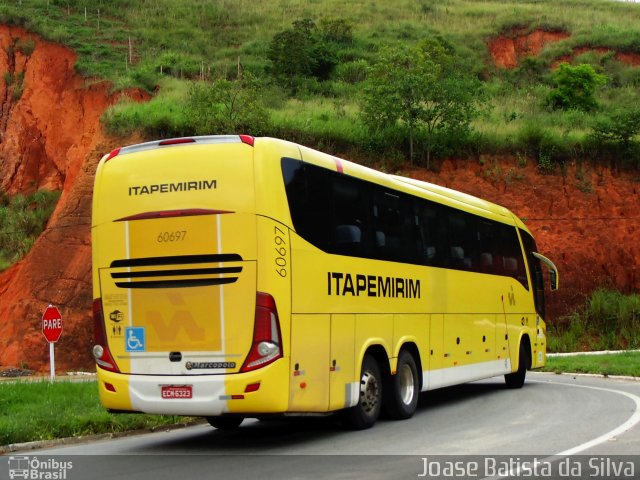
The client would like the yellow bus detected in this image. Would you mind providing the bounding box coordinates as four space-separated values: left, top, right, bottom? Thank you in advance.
91 135 558 429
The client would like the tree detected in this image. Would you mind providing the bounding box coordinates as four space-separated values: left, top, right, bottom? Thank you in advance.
267 18 338 90
547 63 607 112
185 74 270 136
360 39 479 167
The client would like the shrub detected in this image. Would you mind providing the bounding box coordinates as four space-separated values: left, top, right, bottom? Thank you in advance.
154 51 202 79
547 63 607 112
334 59 368 84
15 38 35 56
589 107 640 169
129 65 160 93
319 18 354 44
267 18 339 90
0 190 61 269
185 74 271 136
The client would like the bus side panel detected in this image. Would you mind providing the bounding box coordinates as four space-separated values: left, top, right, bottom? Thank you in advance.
329 314 356 410
496 310 510 365
223 214 294 414
503 279 537 374
289 314 330 412
474 314 497 363
443 314 476 368
505 315 535 372
532 318 547 368
392 313 429 372
424 314 443 390
355 314 393 370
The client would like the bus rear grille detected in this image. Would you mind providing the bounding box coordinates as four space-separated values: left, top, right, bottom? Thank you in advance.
109 254 243 289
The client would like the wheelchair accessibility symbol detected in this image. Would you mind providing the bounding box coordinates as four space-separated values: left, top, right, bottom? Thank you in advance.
125 327 146 352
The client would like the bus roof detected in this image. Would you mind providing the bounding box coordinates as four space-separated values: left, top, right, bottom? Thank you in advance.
389 175 509 218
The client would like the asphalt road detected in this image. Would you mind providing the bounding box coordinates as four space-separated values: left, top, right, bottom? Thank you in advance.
5 372 640 479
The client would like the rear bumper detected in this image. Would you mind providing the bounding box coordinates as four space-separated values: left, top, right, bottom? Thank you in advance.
97 359 290 416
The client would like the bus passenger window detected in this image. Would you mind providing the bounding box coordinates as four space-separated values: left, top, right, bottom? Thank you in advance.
372 188 415 263
331 177 369 257
414 199 444 267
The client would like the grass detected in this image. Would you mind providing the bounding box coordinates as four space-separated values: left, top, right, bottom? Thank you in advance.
542 351 640 377
549 289 640 353
0 380 194 447
102 77 191 137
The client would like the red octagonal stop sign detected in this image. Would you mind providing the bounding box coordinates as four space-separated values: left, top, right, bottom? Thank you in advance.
42 305 63 343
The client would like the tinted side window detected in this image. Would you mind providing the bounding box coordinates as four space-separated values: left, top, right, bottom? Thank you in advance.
282 157 333 251
372 189 415 263
331 175 372 257
414 199 446 267
282 157 373 258
445 209 478 271
496 224 528 289
477 219 499 274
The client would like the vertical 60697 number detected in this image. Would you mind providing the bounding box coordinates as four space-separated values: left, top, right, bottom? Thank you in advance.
274 226 287 277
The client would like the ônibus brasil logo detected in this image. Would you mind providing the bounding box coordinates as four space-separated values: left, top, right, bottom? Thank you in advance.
7 456 73 480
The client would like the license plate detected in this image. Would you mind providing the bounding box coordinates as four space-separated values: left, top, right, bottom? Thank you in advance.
161 385 193 399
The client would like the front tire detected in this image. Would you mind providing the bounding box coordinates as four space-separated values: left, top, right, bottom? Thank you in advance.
206 416 244 430
505 342 529 389
383 350 419 419
343 354 382 430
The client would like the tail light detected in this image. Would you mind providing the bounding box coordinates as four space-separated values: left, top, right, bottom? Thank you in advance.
240 293 282 372
92 298 120 373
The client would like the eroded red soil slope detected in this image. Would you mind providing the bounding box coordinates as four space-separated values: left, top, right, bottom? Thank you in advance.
488 28 570 69
488 27 640 69
0 25 146 372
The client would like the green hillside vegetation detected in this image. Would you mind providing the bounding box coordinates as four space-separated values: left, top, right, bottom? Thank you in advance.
549 288 640 352
0 190 60 271
1 0 639 169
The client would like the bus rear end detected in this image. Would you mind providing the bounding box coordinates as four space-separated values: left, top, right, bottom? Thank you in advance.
91 135 289 417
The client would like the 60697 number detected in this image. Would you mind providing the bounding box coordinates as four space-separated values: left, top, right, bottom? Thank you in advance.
274 226 288 277
157 230 187 243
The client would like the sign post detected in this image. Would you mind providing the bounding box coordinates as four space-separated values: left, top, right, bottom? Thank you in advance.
42 305 63 383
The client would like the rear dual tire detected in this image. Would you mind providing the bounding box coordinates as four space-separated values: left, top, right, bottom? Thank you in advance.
344 350 420 429
383 350 420 420
343 354 382 430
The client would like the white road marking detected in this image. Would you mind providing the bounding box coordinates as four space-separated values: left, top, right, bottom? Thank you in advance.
538 379 640 455
484 378 640 480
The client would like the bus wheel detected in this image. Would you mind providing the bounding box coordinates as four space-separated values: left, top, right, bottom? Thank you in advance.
384 350 419 419
504 342 529 389
344 354 382 429
206 416 244 430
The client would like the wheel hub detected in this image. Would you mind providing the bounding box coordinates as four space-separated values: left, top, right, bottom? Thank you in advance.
360 371 380 413
398 363 415 405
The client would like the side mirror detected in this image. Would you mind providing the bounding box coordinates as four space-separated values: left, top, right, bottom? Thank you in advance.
532 252 559 291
